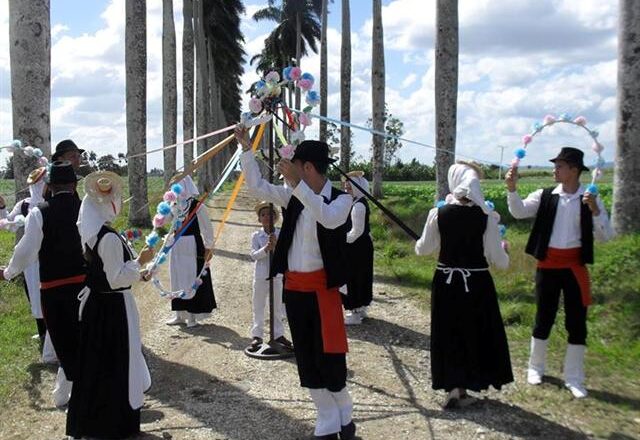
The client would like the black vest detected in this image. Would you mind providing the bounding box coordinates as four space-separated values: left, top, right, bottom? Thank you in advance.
437 204 489 268
272 186 349 288
178 198 206 266
20 200 30 217
525 187 594 264
84 225 133 292
38 193 85 282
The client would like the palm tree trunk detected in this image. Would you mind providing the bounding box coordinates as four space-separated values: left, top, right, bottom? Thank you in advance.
340 0 351 171
434 0 458 201
371 0 385 198
162 0 177 185
9 0 51 202
615 0 640 233
126 0 150 227
319 0 328 143
182 0 195 169
207 41 221 184
194 0 210 191
295 11 302 110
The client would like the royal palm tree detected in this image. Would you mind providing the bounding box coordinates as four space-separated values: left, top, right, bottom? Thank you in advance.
434 0 458 200
319 0 333 143
371 0 385 198
125 0 150 227
615 0 640 233
9 0 51 202
340 0 351 170
182 0 195 167
162 0 177 185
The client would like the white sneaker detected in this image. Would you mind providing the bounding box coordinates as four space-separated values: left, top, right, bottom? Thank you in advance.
527 337 548 385
527 369 543 385
566 383 588 399
52 367 72 408
344 311 362 325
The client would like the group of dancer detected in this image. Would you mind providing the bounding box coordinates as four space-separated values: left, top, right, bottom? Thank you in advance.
0 129 613 439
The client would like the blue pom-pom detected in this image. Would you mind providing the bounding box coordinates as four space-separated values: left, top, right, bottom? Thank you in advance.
157 202 171 216
436 200 446 208
171 183 183 195
559 112 572 121
301 72 314 82
499 224 507 237
255 80 267 92
515 148 527 159
283 66 292 81
532 122 543 132
484 200 495 211
157 252 167 265
305 90 320 106
590 129 599 138
11 139 22 148
586 184 598 195
146 232 160 248
174 220 182 230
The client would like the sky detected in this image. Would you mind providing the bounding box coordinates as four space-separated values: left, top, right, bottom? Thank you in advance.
0 0 618 172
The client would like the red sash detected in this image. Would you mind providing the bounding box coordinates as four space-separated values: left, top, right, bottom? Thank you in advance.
285 269 348 354
40 274 86 290
537 247 591 307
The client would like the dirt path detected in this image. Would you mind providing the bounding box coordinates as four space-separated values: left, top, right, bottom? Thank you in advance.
0 189 595 440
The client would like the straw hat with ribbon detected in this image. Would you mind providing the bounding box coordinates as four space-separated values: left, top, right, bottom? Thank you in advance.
26 167 47 185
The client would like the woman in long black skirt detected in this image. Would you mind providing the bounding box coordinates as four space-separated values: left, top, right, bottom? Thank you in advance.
415 162 513 409
167 175 216 328
341 171 374 325
67 171 154 439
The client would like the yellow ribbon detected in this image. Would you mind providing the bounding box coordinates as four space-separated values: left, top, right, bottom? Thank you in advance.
213 123 266 245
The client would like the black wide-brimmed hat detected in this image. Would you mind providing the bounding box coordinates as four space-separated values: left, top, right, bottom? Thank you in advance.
52 139 85 161
291 140 337 164
549 147 589 172
46 160 80 184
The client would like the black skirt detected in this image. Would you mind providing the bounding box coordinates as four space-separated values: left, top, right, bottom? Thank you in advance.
66 292 140 439
343 237 374 310
171 267 217 313
430 269 513 392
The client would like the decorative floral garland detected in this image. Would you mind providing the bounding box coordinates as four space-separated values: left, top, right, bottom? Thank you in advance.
513 113 605 194
120 228 143 242
243 65 321 159
1 140 49 167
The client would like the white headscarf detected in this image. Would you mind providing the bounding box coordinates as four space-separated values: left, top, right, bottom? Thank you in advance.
446 163 491 216
77 195 121 247
349 176 370 200
28 179 45 206
179 175 199 198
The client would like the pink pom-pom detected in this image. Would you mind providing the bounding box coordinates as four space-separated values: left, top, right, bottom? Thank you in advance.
195 278 203 287
591 142 604 154
298 112 312 127
38 156 48 166
574 116 587 126
511 158 521 167
265 71 280 83
290 67 302 81
522 134 533 145
501 240 510 253
249 97 263 114
297 78 313 91
543 114 556 125
279 144 296 159
163 191 177 202
153 214 166 228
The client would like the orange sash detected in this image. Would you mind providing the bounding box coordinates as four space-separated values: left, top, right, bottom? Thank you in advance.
284 269 348 354
537 247 591 307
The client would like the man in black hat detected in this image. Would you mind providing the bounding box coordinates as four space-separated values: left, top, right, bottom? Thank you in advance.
0 160 85 408
235 127 356 440
505 147 613 399
52 139 85 170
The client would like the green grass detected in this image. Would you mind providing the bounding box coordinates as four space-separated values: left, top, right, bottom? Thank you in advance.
373 177 639 438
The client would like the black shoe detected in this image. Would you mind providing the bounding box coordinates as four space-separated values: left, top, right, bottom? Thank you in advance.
340 421 356 440
247 337 262 352
315 434 339 439
274 335 293 349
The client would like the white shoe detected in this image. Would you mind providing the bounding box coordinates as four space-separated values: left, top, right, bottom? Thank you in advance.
564 344 588 398
344 311 362 325
358 307 368 319
52 367 72 408
186 316 198 328
166 312 186 326
527 337 548 385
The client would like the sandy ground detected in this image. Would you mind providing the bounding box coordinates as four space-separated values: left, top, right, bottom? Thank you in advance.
0 189 595 440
